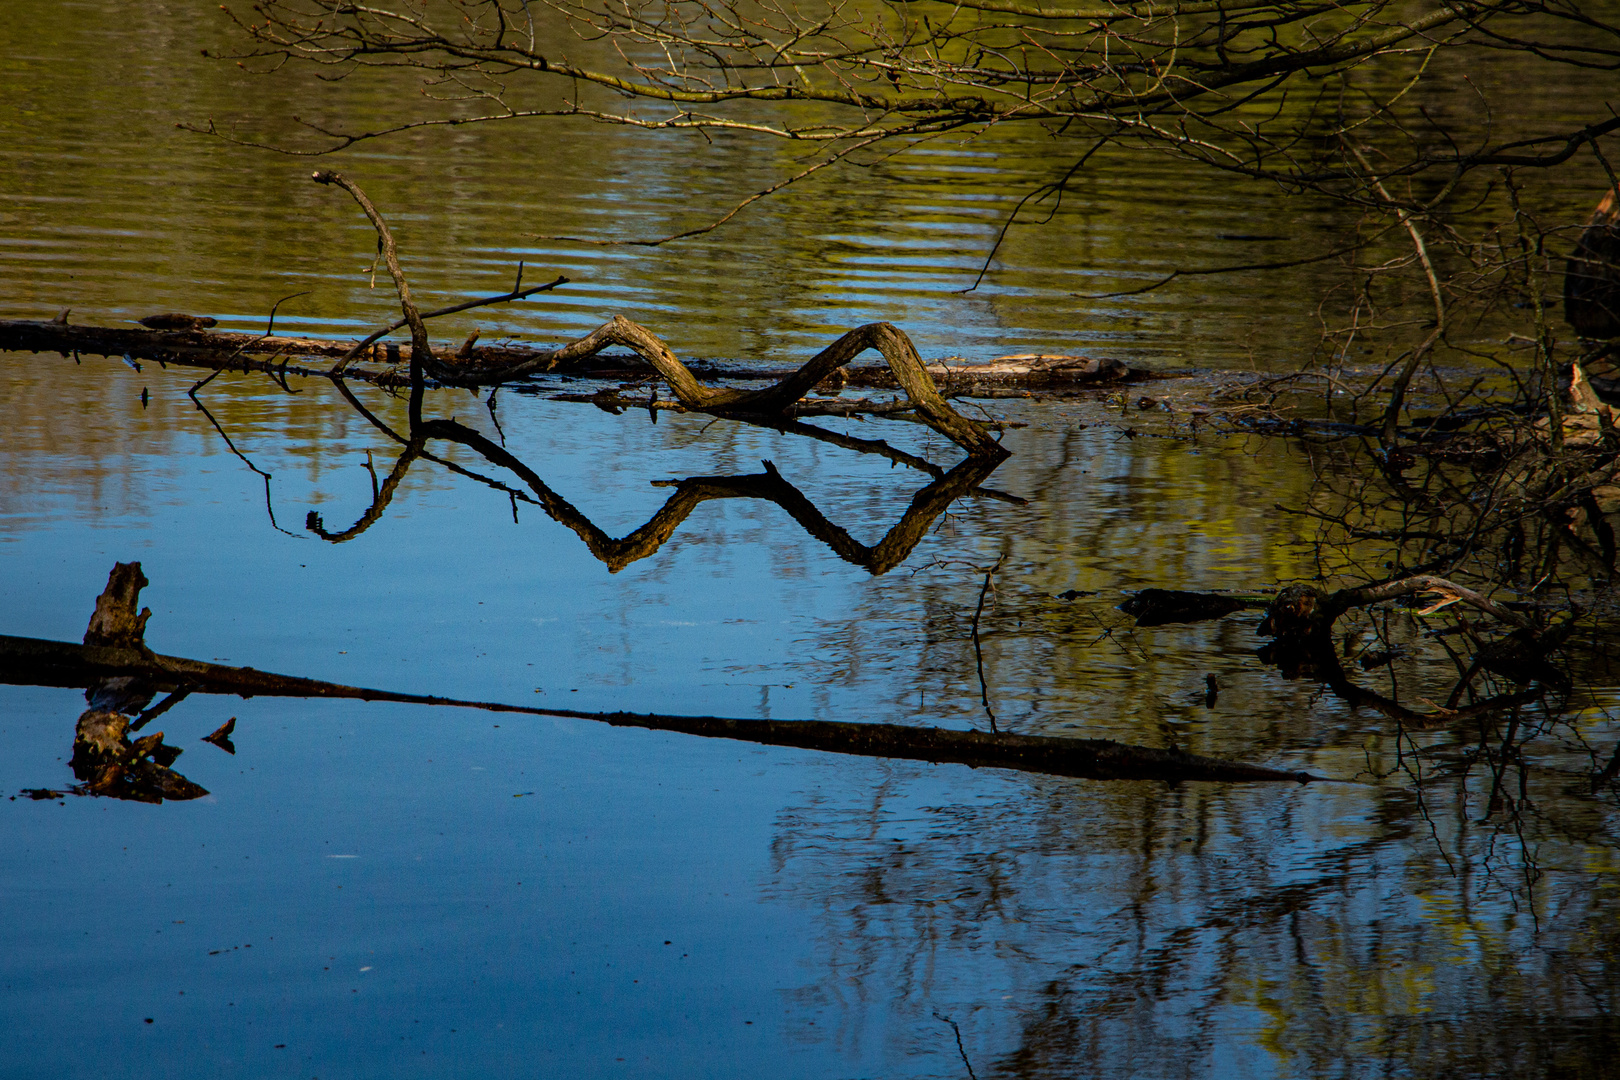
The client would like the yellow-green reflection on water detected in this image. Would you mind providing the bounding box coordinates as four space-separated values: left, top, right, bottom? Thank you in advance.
6 0 1606 373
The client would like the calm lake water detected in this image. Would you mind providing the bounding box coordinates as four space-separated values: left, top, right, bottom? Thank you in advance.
6 4 1620 1079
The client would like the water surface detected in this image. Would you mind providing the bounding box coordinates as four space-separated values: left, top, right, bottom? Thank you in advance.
4 351 1620 1078
5 4 1620 1078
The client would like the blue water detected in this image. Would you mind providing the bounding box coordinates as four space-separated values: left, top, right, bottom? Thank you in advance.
2 345 1618 1080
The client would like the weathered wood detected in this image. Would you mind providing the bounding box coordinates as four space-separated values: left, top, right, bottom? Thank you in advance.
61 564 208 802
84 562 152 648
0 319 1137 394
0 318 415 385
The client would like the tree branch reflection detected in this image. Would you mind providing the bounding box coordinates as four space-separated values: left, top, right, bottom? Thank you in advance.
305 385 1012 575
9 565 1323 803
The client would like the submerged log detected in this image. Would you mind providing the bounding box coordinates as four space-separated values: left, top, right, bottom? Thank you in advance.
1118 588 1266 627
9 564 1328 788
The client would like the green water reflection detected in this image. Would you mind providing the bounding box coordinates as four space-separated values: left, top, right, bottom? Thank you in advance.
12 0 1606 372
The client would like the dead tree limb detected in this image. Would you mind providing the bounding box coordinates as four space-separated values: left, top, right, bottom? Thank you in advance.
311 169 431 421
473 314 1010 458
1260 575 1537 645
1257 574 1571 726
1346 145 1447 449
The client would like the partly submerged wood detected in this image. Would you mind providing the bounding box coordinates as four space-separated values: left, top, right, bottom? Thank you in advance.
0 317 432 387
1 632 1322 785
0 318 1140 394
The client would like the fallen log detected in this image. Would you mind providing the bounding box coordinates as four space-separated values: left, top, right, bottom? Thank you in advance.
0 318 1140 395
10 564 1328 789
0 317 416 386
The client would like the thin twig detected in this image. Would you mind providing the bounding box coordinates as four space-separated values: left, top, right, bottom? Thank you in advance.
185 392 301 538
971 556 1005 735
328 269 569 376
265 290 311 337
933 1012 980 1080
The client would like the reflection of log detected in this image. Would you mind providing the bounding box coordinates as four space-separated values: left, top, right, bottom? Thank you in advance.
426 418 1001 574
589 713 1321 783
7 565 1328 787
688 457 994 576
309 416 1003 573
1566 187 1620 339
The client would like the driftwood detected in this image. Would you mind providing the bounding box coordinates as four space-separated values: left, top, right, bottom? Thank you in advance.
9 565 1328 795
46 563 208 802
